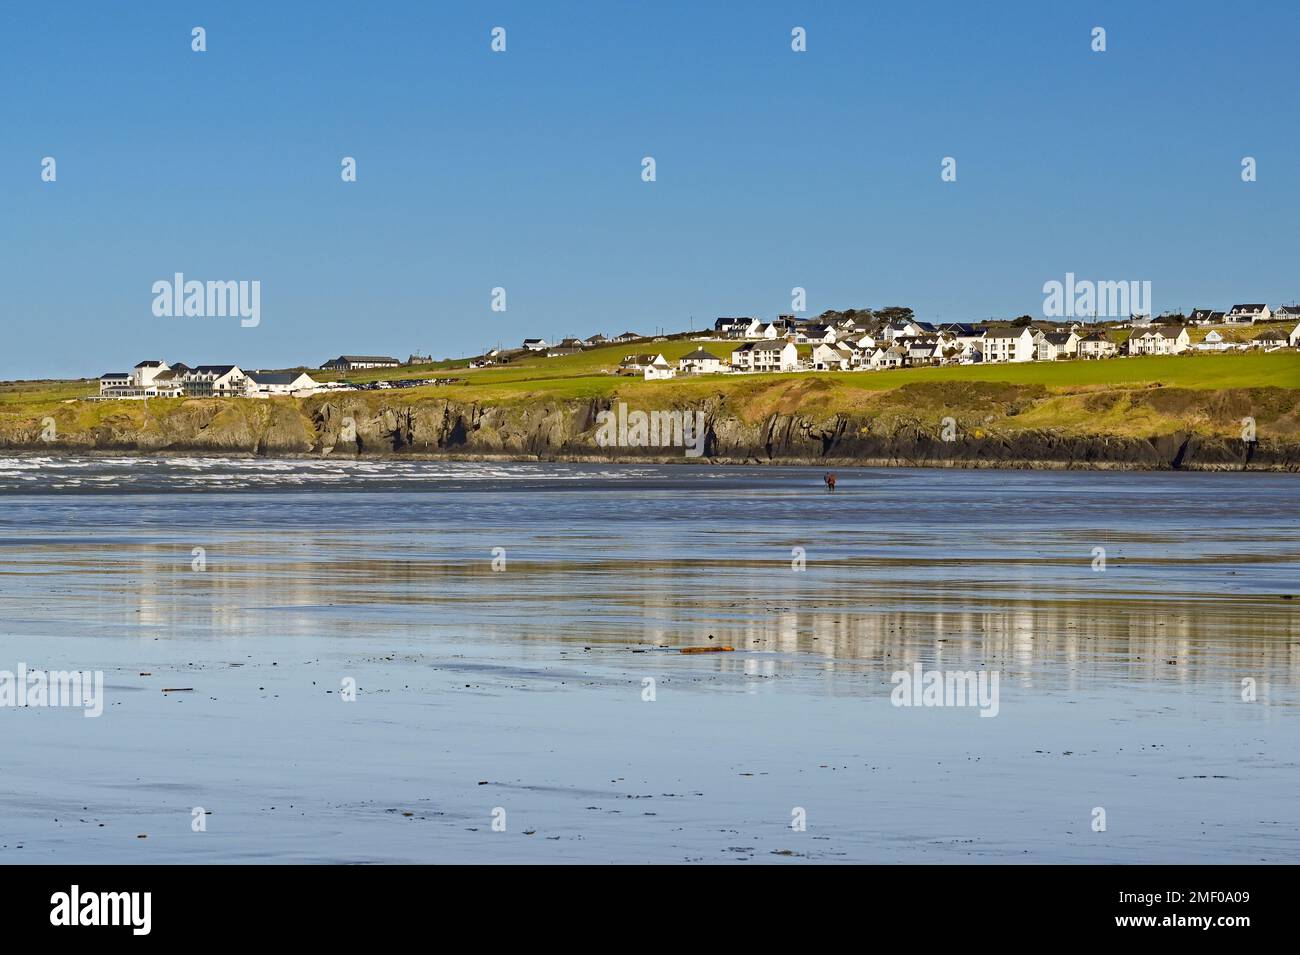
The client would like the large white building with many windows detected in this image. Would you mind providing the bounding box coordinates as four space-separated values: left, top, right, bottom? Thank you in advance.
982 327 1038 362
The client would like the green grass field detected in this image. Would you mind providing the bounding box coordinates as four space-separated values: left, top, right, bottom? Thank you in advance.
2 341 1296 428
426 342 1300 400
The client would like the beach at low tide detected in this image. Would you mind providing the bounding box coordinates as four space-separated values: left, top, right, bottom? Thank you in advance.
0 457 1296 863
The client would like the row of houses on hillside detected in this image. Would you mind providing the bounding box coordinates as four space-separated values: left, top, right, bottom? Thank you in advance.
521 332 642 352
97 361 324 399
1184 304 1300 325
625 319 1300 379
1130 323 1300 355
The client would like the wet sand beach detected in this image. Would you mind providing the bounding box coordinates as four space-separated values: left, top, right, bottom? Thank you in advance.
0 457 1296 863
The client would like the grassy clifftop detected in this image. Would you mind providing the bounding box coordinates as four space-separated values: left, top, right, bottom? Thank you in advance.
1 350 1297 466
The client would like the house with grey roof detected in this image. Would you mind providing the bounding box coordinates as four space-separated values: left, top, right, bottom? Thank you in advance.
321 355 401 370
1226 304 1271 324
245 370 320 396
1127 326 1190 355
1077 331 1118 359
643 354 675 380
742 339 799 372
983 327 1038 362
1251 328 1290 350
678 348 723 374
1036 330 1080 361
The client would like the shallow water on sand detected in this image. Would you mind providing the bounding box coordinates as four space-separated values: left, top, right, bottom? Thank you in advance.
0 457 1296 863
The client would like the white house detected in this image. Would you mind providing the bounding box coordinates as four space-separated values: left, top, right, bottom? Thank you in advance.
1289 322 1300 348
880 319 928 341
643 355 675 380
98 363 184 398
983 327 1037 362
245 371 320 396
865 345 907 369
1251 328 1290 350
521 339 549 352
1273 305 1300 324
792 324 837 345
837 337 871 362
181 365 248 397
619 354 659 372
1226 304 1271 324
899 337 943 365
98 372 132 395
1194 329 1231 352
321 355 401 371
612 331 642 343
678 348 723 374
729 343 756 371
1127 326 1190 356
713 317 761 339
747 340 799 372
1075 332 1117 359
810 342 854 370
940 326 985 361
1036 330 1080 361
130 359 171 388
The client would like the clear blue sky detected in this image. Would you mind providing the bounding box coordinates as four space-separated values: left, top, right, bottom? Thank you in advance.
3 1 1297 379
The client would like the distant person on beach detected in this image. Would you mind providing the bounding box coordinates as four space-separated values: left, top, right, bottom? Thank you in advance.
824 472 837 492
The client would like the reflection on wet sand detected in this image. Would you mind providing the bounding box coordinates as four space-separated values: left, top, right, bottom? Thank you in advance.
3 542 1296 694
0 462 1296 863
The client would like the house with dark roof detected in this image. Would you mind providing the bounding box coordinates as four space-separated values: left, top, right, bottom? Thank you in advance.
811 342 855 370
744 339 799 372
678 348 723 374
1036 330 1080 361
97 372 132 396
131 360 170 388
643 354 675 380
97 361 184 398
983 327 1038 362
1077 331 1118 359
321 355 401 371
864 344 907 369
1226 304 1271 324
713 317 759 338
794 323 837 344
1251 328 1290 349
619 354 657 370
178 364 247 396
1127 326 1190 355
245 370 320 396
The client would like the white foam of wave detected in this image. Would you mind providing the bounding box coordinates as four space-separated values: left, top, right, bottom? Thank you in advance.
0 454 673 491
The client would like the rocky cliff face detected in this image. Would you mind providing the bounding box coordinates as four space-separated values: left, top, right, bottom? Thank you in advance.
2 389 1297 470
